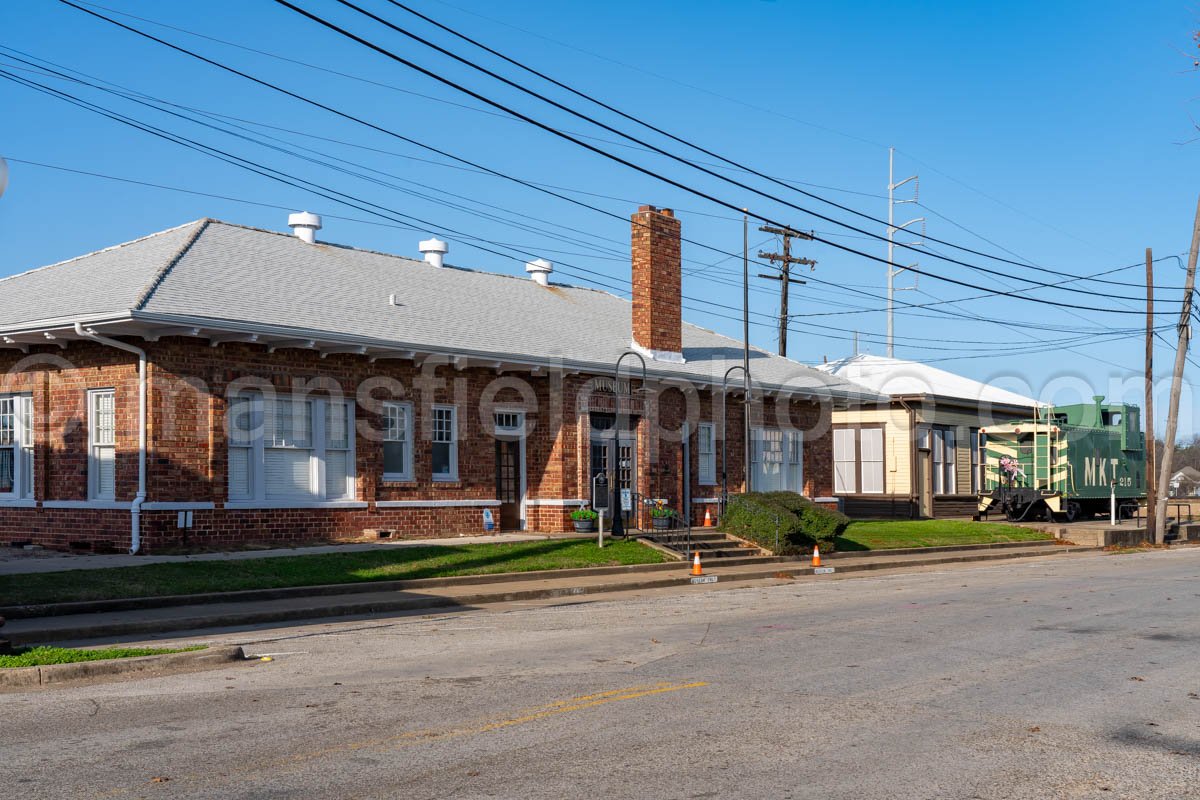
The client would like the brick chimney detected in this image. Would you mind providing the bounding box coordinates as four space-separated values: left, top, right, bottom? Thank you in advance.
631 205 684 361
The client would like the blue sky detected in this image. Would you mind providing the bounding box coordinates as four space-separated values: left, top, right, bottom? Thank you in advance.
2 0 1198 435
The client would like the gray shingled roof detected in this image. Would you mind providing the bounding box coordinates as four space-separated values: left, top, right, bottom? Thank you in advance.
0 219 882 401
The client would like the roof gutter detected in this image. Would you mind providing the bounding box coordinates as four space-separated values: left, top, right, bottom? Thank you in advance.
74 323 147 555
118 312 886 402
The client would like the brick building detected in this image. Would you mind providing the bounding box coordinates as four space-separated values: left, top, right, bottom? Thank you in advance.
0 205 880 552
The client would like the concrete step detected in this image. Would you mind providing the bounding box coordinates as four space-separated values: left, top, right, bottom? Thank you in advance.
646 531 728 543
690 547 761 559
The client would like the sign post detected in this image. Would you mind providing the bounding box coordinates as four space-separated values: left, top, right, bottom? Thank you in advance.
592 473 610 549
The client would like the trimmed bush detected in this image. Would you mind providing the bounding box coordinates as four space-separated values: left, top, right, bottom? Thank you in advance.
719 492 849 555
758 492 850 543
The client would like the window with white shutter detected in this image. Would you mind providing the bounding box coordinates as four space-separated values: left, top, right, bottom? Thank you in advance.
786 431 803 492
0 395 32 498
833 428 856 494
431 405 457 481
0 397 15 495
265 398 313 498
227 393 355 504
932 427 957 495
860 427 884 494
89 389 116 500
697 422 716 485
382 401 413 481
833 426 885 496
751 428 803 493
324 400 352 500
227 394 255 501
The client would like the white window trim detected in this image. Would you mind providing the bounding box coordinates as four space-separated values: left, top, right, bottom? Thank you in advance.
228 393 357 505
382 401 414 482
833 427 857 494
224 500 369 510
932 426 957 496
697 422 716 486
859 427 884 495
88 388 116 502
431 404 459 482
834 427 885 495
493 408 527 529
750 427 804 494
0 394 34 501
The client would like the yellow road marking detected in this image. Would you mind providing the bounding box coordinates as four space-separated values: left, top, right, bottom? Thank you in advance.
87 680 709 799
281 680 709 765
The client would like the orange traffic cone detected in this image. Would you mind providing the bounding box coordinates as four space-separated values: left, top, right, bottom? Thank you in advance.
692 551 703 576
703 508 714 527
811 546 821 568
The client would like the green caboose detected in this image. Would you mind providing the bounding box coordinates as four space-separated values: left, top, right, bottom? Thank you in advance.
977 396 1146 522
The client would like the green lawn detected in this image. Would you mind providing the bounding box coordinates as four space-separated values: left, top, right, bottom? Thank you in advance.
835 519 1053 551
0 645 204 669
0 539 668 606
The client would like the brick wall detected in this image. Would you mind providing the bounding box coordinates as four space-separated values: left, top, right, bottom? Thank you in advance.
0 338 838 552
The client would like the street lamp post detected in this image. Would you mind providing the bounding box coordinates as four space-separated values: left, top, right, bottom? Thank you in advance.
721 365 750 508
613 351 648 534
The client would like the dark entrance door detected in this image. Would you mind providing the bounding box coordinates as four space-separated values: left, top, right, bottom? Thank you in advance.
495 439 520 530
590 412 638 530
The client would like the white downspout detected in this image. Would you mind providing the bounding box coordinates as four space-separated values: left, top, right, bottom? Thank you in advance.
75 323 146 554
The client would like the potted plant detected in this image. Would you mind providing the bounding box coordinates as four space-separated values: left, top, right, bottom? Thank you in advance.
650 506 675 530
571 507 598 533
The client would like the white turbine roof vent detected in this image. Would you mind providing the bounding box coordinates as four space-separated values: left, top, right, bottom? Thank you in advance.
287 211 322 244
418 237 449 268
525 258 553 286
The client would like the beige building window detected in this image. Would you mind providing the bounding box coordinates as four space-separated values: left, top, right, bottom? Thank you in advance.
833 426 884 494
932 426 957 495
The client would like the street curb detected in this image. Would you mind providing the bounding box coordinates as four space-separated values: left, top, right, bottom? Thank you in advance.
0 645 246 690
827 539 1063 559
7 545 1099 645
0 539 1060 621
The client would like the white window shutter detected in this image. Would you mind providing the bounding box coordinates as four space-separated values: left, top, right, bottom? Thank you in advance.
228 447 252 500
96 446 115 498
860 428 884 494
325 449 349 499
265 449 311 497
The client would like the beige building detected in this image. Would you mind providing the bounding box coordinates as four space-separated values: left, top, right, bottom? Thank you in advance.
817 355 1039 519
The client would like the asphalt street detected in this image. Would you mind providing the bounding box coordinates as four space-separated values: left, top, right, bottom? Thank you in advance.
5 547 1200 799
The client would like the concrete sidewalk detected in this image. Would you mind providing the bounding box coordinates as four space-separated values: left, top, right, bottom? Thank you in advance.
0 533 555 575
3 541 1102 645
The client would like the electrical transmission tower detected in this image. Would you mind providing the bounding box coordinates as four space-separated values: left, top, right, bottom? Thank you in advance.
757 225 815 357
887 147 924 357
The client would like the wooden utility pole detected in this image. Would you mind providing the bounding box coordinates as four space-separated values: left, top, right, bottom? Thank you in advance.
1154 196 1200 543
757 225 815 357
1145 247 1157 543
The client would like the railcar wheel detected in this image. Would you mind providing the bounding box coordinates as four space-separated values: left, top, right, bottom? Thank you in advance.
1065 502 1081 523
1041 503 1056 523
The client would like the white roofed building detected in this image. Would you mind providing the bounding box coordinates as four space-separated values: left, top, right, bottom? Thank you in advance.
817 353 1040 519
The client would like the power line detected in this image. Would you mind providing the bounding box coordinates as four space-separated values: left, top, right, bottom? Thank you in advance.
356 0 1183 295
75 0 1163 295
50 0 1183 332
19 9 1181 338
256 0 1186 313
68 1 892 201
